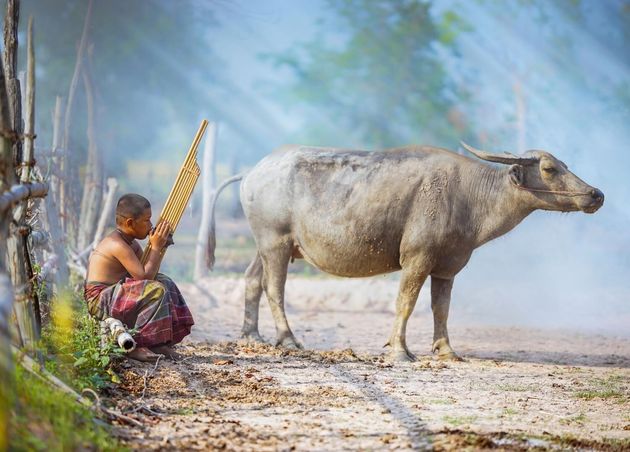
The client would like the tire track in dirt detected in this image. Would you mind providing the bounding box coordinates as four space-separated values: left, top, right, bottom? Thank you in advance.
326 363 432 449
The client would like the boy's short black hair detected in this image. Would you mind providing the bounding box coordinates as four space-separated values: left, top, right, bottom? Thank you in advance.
116 193 151 224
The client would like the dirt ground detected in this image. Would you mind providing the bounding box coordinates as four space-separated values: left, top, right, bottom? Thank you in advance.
108 276 630 451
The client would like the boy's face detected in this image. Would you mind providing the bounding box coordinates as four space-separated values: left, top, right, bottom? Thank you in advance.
128 207 153 239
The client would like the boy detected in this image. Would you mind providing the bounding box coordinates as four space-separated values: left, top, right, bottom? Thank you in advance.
84 193 194 362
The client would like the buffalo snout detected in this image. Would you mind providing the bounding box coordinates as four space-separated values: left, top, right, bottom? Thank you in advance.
583 187 604 213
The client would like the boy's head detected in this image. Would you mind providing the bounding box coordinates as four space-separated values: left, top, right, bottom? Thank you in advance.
116 194 153 238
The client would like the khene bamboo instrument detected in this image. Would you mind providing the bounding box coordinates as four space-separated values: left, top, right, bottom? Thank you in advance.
140 119 208 266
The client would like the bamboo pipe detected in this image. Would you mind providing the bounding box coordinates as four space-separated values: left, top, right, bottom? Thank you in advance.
142 168 199 264
159 160 200 225
155 120 207 224
163 168 195 226
141 170 198 264
170 165 198 222
140 120 208 266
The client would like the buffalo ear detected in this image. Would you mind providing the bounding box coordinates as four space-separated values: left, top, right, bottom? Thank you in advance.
509 164 523 186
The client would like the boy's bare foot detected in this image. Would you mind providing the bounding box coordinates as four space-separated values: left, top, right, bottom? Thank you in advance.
127 347 164 362
150 344 180 359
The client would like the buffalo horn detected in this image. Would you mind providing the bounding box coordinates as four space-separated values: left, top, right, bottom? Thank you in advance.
460 141 537 165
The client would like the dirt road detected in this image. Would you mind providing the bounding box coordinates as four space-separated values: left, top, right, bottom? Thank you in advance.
110 276 630 450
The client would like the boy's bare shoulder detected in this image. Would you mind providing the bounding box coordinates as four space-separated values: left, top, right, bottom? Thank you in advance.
98 232 135 255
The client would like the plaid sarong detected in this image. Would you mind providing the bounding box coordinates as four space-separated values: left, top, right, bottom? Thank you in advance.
84 273 194 348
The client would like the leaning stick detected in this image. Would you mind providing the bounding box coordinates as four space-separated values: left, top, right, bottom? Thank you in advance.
140 120 208 266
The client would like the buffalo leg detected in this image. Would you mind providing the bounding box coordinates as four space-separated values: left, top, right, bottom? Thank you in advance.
430 276 461 360
241 252 264 342
260 240 302 349
386 268 428 362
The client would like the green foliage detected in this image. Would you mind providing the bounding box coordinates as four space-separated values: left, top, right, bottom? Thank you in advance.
268 0 471 148
41 293 124 391
19 0 222 173
9 364 121 451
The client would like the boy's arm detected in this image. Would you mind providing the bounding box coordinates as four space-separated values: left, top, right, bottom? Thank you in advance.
113 222 170 280
132 241 143 260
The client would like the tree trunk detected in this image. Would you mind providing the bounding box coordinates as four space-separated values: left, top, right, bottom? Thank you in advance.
194 122 217 281
77 45 102 251
92 177 117 246
62 0 92 242
44 96 69 289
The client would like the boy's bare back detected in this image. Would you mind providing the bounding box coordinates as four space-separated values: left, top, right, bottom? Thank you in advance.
86 231 143 284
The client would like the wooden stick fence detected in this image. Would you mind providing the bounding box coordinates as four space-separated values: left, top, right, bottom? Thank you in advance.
140 119 207 265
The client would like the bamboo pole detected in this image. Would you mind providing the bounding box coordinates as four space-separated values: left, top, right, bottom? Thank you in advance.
140 120 207 266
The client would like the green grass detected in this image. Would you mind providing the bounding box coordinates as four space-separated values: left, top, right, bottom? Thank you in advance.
496 383 538 392
9 364 121 451
428 398 456 405
442 415 477 427
9 292 127 450
559 412 587 426
574 374 627 402
502 407 518 416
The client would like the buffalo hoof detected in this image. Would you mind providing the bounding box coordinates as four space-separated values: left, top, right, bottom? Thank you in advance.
241 331 266 343
388 349 417 363
276 336 303 350
436 352 464 362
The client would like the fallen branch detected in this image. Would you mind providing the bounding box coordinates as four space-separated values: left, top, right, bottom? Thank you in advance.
126 355 162 416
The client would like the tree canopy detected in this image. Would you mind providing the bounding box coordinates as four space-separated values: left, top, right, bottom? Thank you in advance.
268 0 471 149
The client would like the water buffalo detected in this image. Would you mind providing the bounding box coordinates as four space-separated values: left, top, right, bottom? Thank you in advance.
207 143 604 361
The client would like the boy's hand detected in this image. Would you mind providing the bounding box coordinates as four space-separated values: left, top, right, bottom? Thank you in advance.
149 221 171 250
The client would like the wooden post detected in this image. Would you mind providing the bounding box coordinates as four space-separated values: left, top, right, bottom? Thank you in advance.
0 4 18 445
194 122 217 281
21 16 35 185
0 274 12 452
50 96 63 203
4 4 40 349
0 30 12 449
44 97 69 288
77 45 102 251
2 0 21 168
